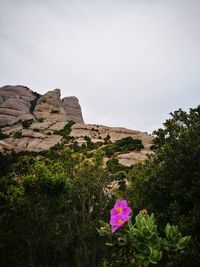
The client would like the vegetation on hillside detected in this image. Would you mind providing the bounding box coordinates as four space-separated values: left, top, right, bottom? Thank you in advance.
124 106 200 266
54 120 75 139
103 136 144 157
0 106 200 266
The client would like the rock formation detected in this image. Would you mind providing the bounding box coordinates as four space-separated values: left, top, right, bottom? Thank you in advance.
0 121 153 166
0 85 37 126
0 85 84 126
33 89 68 122
62 96 84 123
0 85 153 166
70 124 153 166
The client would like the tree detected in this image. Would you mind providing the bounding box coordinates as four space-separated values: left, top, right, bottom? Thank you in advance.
126 106 200 266
0 149 113 267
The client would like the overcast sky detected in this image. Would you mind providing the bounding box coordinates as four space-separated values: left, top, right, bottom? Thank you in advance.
0 0 200 133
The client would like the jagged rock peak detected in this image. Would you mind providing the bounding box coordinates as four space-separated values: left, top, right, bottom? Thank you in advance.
62 96 84 124
33 88 67 122
0 85 84 126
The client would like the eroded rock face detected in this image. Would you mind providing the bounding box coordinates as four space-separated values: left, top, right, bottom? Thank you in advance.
0 85 153 166
70 124 153 166
0 120 66 152
70 124 153 150
0 85 37 126
0 121 153 165
33 89 68 122
62 96 84 123
0 86 84 126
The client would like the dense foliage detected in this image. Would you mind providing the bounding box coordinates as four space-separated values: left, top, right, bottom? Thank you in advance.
0 149 113 267
0 106 200 266
98 209 190 267
125 106 200 266
103 136 144 157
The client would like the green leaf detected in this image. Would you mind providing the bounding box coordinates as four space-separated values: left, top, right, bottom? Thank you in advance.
177 236 191 249
149 249 162 264
105 242 114 247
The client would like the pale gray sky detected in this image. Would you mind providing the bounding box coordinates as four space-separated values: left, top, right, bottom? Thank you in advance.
0 0 200 133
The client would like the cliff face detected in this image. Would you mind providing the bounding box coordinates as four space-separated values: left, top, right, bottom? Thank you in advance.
33 89 68 122
0 85 153 166
62 96 84 124
0 85 37 126
0 85 84 126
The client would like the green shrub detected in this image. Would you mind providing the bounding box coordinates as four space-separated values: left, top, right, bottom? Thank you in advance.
98 210 190 266
126 106 200 266
13 131 22 139
103 136 144 157
54 121 75 139
0 151 112 267
21 119 33 129
0 129 9 140
104 134 111 144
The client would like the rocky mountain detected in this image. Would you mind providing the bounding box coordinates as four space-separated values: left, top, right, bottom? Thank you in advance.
0 85 153 166
0 85 84 126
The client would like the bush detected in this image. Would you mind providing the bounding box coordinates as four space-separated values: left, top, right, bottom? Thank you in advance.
21 120 33 129
103 137 144 157
0 151 112 267
126 106 200 266
98 208 190 266
54 121 75 139
13 131 22 139
0 129 9 140
106 158 129 173
104 134 111 144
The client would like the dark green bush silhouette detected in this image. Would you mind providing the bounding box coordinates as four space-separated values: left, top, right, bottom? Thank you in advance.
54 120 75 139
104 136 144 157
21 119 33 129
126 106 200 266
0 129 9 140
13 131 22 138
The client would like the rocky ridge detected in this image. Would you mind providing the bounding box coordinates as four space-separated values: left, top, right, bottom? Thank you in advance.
0 85 153 166
0 85 84 126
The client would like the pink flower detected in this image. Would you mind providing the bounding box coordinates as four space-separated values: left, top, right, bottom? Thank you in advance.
110 199 131 233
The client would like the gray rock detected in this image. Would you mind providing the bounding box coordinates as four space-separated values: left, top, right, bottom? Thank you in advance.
0 85 84 127
0 85 37 126
33 89 68 122
62 96 84 123
21 130 46 139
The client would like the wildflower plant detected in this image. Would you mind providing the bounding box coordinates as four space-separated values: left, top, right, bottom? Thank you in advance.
97 200 191 266
110 199 131 233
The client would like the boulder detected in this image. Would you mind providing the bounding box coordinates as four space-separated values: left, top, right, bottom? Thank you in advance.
21 130 46 139
0 85 37 126
117 150 154 166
